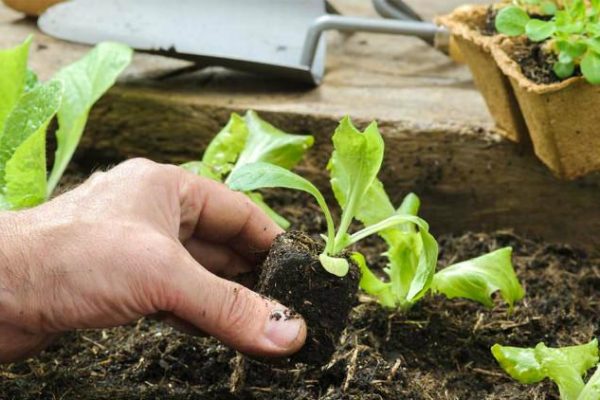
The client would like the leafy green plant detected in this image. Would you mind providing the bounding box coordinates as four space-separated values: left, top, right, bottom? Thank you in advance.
496 0 600 84
350 177 523 310
0 37 132 210
228 116 525 313
492 339 600 400
228 117 436 277
182 111 314 229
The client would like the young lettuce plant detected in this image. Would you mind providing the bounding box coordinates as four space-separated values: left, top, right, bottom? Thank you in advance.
0 37 132 210
182 111 314 229
228 117 436 277
350 178 524 310
496 0 600 83
492 338 600 400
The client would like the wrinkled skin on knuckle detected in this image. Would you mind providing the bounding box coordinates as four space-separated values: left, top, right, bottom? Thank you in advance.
217 284 261 341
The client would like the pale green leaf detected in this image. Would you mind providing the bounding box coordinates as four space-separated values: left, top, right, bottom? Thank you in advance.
0 80 62 210
578 366 600 400
526 19 556 41
246 191 291 230
0 36 31 133
202 113 248 179
352 252 396 308
329 117 384 253
228 162 336 248
496 6 531 36
431 247 524 308
47 42 133 196
319 253 349 277
581 52 600 85
492 339 599 400
232 110 314 173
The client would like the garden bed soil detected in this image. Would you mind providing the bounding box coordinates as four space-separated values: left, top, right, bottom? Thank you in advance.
1 190 598 399
437 5 529 143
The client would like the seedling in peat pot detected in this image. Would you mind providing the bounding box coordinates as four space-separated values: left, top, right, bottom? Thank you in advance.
228 117 436 363
182 111 313 229
0 37 132 210
352 187 524 311
492 338 600 400
496 0 600 83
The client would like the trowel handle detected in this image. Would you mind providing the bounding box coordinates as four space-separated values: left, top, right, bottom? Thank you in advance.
371 0 423 21
300 15 449 68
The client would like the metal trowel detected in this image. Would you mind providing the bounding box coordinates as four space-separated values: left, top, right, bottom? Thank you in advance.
38 0 451 85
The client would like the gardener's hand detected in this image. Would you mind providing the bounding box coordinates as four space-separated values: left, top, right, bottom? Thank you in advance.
0 158 306 363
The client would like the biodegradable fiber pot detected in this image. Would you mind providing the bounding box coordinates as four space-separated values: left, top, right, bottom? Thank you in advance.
2 0 63 16
492 37 600 179
257 231 359 365
437 5 529 143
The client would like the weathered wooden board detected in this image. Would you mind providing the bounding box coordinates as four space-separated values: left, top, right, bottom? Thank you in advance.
1 0 599 254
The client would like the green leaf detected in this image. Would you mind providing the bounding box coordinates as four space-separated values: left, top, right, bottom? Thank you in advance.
228 162 336 252
350 213 438 306
319 253 350 277
541 1 558 15
578 366 600 400
431 247 524 308
0 36 31 133
586 37 600 54
47 42 133 196
329 117 384 253
496 6 531 36
554 60 576 78
0 80 63 210
246 191 291 230
581 51 600 84
526 19 556 41
202 113 248 180
491 344 546 384
231 110 314 174
352 252 396 308
492 339 599 400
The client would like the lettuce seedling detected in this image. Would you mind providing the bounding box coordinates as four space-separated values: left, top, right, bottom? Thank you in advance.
350 178 524 310
0 37 132 210
228 117 436 277
182 111 314 229
492 339 600 400
496 0 600 84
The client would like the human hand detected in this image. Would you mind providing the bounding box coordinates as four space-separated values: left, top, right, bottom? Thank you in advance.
0 158 306 363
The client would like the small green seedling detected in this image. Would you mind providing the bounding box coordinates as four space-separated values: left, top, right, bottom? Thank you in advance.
228 117 436 277
182 111 314 229
350 182 524 310
492 339 600 400
0 37 132 210
496 0 600 84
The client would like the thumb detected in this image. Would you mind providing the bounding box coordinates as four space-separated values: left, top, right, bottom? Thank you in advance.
168 253 307 357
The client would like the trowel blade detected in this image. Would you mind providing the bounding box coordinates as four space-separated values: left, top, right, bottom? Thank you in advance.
38 0 327 83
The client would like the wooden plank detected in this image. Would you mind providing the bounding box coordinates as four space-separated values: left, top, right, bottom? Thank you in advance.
78 88 600 255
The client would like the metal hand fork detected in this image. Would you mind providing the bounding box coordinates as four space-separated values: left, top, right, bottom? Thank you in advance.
39 0 449 85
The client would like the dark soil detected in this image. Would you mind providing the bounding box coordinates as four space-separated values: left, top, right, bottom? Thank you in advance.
255 231 360 365
1 190 598 399
512 41 565 84
481 6 499 36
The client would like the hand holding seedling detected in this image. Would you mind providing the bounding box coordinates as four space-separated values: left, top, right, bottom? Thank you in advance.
0 159 306 363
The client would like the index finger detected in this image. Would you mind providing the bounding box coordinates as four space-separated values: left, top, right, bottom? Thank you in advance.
177 169 284 259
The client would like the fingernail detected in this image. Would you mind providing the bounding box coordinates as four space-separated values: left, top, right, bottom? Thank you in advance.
263 308 304 349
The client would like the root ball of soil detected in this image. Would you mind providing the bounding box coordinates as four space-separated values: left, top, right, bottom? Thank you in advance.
257 231 360 365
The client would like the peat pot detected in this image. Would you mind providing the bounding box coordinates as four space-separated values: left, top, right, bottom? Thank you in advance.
493 36 600 179
438 4 529 143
